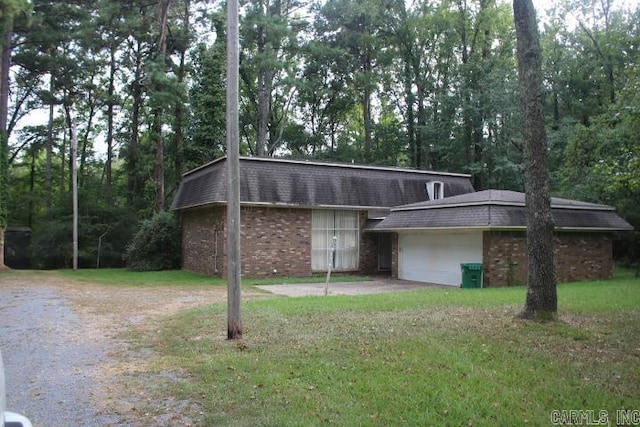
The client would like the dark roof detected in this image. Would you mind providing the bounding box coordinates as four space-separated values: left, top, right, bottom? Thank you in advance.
171 156 475 210
371 190 634 231
394 189 608 210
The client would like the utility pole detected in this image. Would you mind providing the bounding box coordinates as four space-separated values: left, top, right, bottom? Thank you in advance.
71 120 78 271
226 0 243 339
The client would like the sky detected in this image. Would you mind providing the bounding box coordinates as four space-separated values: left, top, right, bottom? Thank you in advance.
531 0 638 25
12 0 638 158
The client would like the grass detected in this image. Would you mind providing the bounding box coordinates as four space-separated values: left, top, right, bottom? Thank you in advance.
57 268 367 287
58 268 226 286
128 271 640 426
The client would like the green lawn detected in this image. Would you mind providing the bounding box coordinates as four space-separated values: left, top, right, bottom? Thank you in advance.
59 268 226 286
132 271 640 426
58 268 366 287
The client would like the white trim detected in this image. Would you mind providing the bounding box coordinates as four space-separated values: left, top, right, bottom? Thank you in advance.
171 201 227 211
180 156 226 177
426 181 444 200
554 227 632 232
390 226 507 233
174 201 391 211
238 156 471 177
181 155 471 179
392 200 616 212
373 225 629 232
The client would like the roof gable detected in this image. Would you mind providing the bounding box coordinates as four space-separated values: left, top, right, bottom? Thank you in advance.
171 157 475 210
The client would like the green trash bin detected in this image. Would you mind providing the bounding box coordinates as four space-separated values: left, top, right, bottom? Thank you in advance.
461 263 483 288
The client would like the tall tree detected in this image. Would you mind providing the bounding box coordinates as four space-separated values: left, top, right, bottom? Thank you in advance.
171 0 190 188
240 0 306 156
513 0 557 319
152 0 171 213
13 0 96 217
94 0 128 201
124 35 146 211
294 37 355 157
187 27 227 168
310 0 389 162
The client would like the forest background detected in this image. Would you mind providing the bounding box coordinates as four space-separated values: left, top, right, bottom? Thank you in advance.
1 0 638 269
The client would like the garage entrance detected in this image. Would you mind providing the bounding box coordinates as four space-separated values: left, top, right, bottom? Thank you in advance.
398 231 483 286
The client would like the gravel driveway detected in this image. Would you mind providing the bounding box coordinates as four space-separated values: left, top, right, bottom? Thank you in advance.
1 284 119 426
0 270 235 427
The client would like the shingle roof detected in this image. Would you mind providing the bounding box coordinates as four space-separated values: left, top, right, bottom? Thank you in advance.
394 189 607 210
171 156 475 210
371 189 633 231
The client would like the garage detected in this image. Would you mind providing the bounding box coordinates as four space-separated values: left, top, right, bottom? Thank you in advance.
371 189 632 287
398 231 483 286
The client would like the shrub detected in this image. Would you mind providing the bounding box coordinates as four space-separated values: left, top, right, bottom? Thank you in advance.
124 211 180 271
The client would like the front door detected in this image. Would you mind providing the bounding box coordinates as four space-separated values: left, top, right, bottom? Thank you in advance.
378 233 392 271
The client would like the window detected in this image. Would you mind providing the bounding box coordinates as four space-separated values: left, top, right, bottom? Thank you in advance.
426 181 444 200
312 210 359 271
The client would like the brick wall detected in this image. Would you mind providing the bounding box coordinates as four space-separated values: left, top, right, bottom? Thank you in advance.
554 233 614 282
482 231 529 287
181 206 391 278
239 206 312 277
482 231 614 287
181 206 226 276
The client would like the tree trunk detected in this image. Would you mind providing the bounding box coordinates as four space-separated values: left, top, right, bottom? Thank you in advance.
256 72 269 157
415 83 426 169
513 0 557 319
0 227 6 270
45 68 54 218
256 0 271 157
106 40 116 202
362 52 373 161
403 52 416 169
153 115 165 213
153 0 171 213
79 102 95 189
28 148 35 227
128 39 143 209
173 0 189 186
0 17 11 269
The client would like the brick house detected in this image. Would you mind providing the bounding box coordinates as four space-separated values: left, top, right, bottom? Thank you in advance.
171 157 633 286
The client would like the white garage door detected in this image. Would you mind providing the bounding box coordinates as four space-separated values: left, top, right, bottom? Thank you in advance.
398 232 483 286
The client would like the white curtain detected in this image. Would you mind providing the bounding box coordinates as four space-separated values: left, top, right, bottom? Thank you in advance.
312 210 359 271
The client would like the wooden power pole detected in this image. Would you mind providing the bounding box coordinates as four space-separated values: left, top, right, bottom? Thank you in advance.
226 0 243 339
71 120 78 271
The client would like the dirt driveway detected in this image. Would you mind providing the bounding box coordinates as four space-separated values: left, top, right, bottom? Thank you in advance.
0 271 439 426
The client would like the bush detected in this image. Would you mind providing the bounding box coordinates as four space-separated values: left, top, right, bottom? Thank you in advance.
124 211 180 271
